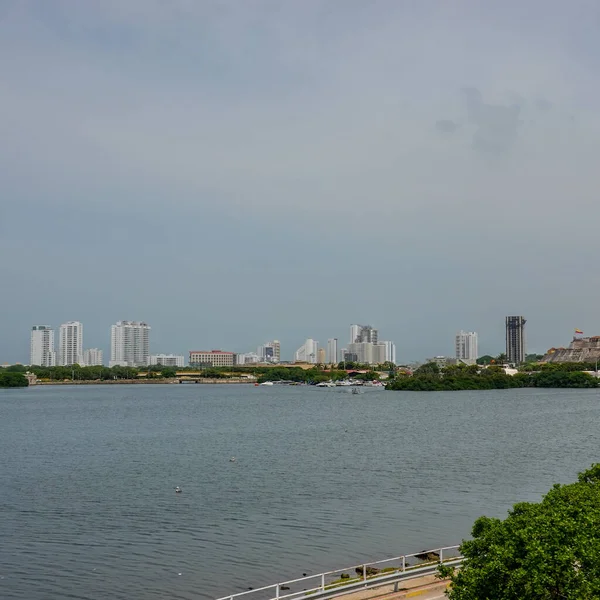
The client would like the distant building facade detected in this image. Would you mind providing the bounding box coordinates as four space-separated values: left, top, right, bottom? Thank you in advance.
326 338 338 364
294 339 318 363
317 348 326 364
189 350 235 367
380 341 396 364
257 340 280 363
30 325 56 367
505 316 526 365
236 352 261 365
455 331 478 365
59 321 83 366
83 348 103 366
149 354 185 368
350 324 378 344
110 321 150 367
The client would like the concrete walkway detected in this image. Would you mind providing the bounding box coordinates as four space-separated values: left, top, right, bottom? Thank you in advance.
327 574 450 600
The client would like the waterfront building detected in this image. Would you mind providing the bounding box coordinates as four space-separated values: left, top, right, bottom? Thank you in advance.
326 338 338 364
294 339 318 363
350 324 378 344
236 352 260 365
455 331 478 365
380 341 397 364
317 348 326 364
342 350 358 363
347 341 374 364
30 325 56 367
505 316 526 365
149 354 184 368
59 321 83 366
82 348 103 366
257 340 280 363
189 350 235 367
109 321 150 367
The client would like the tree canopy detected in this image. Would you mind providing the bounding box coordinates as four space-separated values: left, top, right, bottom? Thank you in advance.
386 364 598 391
0 371 28 387
440 464 600 599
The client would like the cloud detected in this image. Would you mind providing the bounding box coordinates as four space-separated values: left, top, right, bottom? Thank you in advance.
461 87 521 154
435 120 459 134
2 1 600 362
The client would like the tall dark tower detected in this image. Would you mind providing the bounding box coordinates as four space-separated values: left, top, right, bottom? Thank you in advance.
505 316 526 365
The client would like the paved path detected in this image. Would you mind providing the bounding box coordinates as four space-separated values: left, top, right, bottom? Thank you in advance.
326 574 450 600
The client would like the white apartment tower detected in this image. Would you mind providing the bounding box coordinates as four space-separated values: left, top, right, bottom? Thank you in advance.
110 321 150 367
30 326 56 366
83 348 104 366
294 339 319 364
326 338 338 364
350 324 378 344
381 341 397 364
455 330 478 364
59 321 83 366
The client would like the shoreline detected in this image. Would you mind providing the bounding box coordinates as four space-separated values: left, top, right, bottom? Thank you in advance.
34 378 254 386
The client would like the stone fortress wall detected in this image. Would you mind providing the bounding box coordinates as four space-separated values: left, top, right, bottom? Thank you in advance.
543 337 600 363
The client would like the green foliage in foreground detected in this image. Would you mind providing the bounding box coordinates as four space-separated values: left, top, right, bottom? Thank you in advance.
0 371 29 387
440 464 600 599
385 364 598 391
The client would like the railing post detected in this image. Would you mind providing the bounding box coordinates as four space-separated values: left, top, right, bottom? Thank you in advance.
276 584 280 599
363 565 367 581
440 548 443 563
402 556 406 572
321 574 325 591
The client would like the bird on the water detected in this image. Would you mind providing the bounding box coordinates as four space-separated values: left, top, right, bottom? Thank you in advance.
175 486 182 493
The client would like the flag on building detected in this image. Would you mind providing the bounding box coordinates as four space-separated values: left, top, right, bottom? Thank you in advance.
575 329 584 335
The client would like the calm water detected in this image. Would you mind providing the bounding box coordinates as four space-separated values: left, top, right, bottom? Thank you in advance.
1 384 599 599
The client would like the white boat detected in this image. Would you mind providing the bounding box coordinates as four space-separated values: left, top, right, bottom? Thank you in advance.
259 381 274 386
316 381 335 387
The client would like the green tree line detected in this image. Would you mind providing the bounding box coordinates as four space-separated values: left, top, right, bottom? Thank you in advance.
386 363 598 391
0 371 29 387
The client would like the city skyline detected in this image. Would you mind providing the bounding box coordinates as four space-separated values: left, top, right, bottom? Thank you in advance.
15 314 582 367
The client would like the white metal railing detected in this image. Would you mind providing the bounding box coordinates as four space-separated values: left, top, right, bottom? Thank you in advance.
215 545 463 600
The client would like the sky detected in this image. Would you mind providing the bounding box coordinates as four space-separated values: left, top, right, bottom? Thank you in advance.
2 0 600 364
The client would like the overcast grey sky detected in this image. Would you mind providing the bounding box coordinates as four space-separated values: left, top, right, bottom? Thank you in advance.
2 0 599 363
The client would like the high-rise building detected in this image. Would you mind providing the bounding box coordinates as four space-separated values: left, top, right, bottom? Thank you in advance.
506 316 526 365
350 325 362 344
317 348 326 364
380 341 397 364
149 354 185 367
59 321 83 366
30 326 56 366
82 348 103 366
326 338 338 364
455 331 478 365
350 324 378 344
347 342 374 364
294 339 318 363
257 340 280 363
109 321 150 367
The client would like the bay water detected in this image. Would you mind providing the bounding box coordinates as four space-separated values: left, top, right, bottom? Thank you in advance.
1 384 599 599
